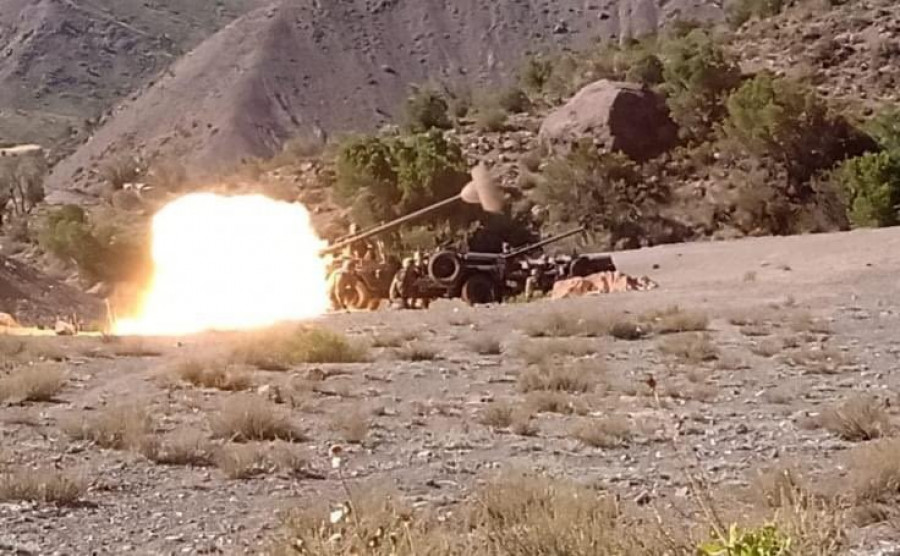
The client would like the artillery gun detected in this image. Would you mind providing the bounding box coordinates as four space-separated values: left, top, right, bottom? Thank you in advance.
321 164 504 310
412 227 617 305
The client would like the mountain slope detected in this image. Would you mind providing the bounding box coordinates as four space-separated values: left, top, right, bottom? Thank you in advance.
45 0 725 197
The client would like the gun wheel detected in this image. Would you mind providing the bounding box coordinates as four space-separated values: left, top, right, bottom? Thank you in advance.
461 273 497 306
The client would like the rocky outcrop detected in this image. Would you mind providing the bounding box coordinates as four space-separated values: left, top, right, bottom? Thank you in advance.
551 271 658 299
538 80 679 162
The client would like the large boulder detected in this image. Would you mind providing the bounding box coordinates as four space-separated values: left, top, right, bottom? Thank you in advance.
539 80 678 162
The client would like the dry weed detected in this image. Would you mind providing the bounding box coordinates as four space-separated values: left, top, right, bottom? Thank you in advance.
234 325 368 370
819 396 891 441
526 390 573 414
0 365 65 402
62 405 151 450
215 443 268 480
173 359 253 391
750 337 784 358
521 312 611 338
789 312 832 335
468 336 502 356
573 417 632 448
210 395 304 442
143 430 214 467
783 345 850 374
658 333 719 364
514 339 596 366
650 306 710 334
271 443 310 477
848 437 900 506
0 468 85 506
396 343 438 361
371 330 420 348
518 360 597 394
480 402 514 429
110 338 164 357
330 411 370 444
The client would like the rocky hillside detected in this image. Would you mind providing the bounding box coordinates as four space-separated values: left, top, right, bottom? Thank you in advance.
0 0 262 156
42 0 725 197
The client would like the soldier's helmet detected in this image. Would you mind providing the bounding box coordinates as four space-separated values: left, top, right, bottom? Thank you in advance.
402 257 413 268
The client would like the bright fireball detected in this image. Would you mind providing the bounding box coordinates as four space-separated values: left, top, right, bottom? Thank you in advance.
114 193 330 336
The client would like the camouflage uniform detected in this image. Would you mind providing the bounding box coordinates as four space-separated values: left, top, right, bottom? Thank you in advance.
390 258 418 309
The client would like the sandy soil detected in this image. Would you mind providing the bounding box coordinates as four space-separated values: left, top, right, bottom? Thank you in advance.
2 227 900 554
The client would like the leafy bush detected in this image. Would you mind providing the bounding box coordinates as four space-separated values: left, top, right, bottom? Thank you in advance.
0 155 46 226
834 151 900 227
661 29 742 141
725 72 873 187
403 87 451 132
538 142 667 248
335 131 472 231
625 52 665 86
727 0 787 28
38 205 147 283
519 55 554 93
865 108 900 152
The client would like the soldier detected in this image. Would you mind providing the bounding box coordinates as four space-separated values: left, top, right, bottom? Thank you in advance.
524 266 542 301
389 258 418 309
344 223 373 261
331 258 359 310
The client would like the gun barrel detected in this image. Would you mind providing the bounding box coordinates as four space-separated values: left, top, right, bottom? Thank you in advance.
319 194 462 257
502 227 586 260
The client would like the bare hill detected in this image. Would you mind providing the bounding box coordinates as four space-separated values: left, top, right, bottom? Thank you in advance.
0 0 261 156
44 0 725 198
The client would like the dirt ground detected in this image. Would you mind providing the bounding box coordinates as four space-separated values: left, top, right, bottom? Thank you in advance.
3 227 900 555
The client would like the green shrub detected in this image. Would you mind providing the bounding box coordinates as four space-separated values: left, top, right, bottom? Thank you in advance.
699 523 791 555
725 72 872 187
834 151 900 227
625 52 665 86
727 0 787 28
38 205 147 283
661 29 742 141
865 108 900 152
519 55 554 93
335 131 472 231
538 143 667 247
403 87 451 132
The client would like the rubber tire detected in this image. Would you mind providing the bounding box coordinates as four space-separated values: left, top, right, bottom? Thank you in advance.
350 281 373 311
428 251 462 285
461 273 497 306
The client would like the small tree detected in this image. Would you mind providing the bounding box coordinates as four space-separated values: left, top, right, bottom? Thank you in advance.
0 155 46 227
538 143 667 248
865 108 900 153
661 29 742 141
725 72 873 190
625 52 665 86
403 87 451 132
834 151 900 228
519 55 554 93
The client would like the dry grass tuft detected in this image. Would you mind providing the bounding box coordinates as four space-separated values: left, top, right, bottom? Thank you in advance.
210 395 304 442
519 361 597 394
0 365 65 402
173 359 253 391
110 338 164 357
271 443 310 477
573 417 633 448
658 333 719 364
396 343 438 361
752 467 807 509
468 336 503 356
848 438 900 506
0 468 86 506
526 390 573 414
521 312 611 338
650 306 710 334
371 330 420 348
789 312 832 335
782 345 850 374
514 339 596 366
234 325 368 370
608 319 647 341
142 430 214 467
62 405 151 450
751 337 785 358
819 396 891 441
330 411 370 444
481 402 514 429
215 443 268 480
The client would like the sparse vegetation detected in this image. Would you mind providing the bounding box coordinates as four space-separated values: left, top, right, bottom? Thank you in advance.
848 437 900 505
514 338 596 365
573 417 633 448
526 390 573 414
480 402 514 429
819 396 891 441
659 333 719 363
330 411 370 444
210 395 304 442
143 430 214 467
0 468 85 506
234 326 368 370
174 359 252 391
62 405 151 450
518 361 597 394
396 343 438 361
468 335 502 356
475 106 509 132
0 365 65 402
650 306 710 334
403 87 451 132
215 443 268 480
